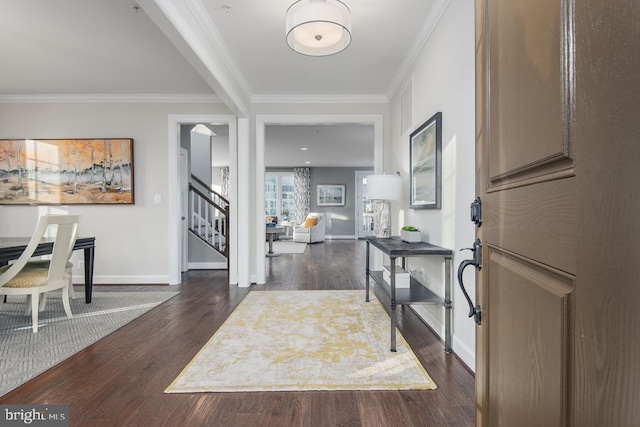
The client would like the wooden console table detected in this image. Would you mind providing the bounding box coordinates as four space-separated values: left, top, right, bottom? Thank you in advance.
365 236 453 353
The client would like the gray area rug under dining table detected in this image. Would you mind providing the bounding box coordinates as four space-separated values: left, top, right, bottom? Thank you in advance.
0 290 178 397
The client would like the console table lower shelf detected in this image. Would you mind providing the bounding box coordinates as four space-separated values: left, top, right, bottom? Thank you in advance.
365 236 453 354
369 271 446 305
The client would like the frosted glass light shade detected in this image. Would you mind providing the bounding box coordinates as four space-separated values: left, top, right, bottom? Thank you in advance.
367 174 401 201
286 0 352 56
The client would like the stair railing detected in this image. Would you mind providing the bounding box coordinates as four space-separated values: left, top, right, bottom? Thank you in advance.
188 176 229 258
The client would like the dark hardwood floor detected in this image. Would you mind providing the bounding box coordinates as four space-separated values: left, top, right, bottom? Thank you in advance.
1 240 475 426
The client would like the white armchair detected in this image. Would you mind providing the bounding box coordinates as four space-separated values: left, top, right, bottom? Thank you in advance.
293 213 326 243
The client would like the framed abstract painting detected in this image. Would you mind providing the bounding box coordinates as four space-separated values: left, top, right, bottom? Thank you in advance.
0 138 134 205
410 112 442 209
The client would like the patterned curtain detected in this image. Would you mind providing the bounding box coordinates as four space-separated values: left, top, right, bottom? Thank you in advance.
294 167 311 224
221 167 230 199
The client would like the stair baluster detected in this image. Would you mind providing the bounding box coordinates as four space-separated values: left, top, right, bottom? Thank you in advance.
187 176 229 260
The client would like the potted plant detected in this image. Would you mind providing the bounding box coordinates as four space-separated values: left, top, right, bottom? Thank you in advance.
401 226 422 243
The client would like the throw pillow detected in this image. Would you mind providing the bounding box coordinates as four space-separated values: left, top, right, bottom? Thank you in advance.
303 217 318 228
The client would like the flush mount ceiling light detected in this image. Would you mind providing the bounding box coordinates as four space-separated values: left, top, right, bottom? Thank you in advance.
286 0 352 57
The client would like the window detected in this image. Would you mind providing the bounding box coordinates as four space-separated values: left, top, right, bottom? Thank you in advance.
265 172 295 220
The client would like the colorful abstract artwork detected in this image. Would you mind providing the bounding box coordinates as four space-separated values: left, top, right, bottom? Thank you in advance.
0 139 134 205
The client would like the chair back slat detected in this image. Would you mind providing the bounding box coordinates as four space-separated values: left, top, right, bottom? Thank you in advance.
48 215 80 283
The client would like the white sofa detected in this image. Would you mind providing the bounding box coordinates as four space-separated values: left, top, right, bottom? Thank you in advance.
293 213 326 243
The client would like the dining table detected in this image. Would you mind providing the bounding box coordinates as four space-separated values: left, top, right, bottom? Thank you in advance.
0 236 96 303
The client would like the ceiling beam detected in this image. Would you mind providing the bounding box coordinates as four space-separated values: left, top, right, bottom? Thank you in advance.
138 0 252 117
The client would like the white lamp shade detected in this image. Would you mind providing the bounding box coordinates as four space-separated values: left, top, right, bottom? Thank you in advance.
286 0 352 56
367 174 401 201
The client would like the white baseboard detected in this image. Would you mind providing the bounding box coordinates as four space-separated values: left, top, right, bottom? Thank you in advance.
72 275 170 285
325 235 357 240
188 262 227 270
229 274 256 286
452 336 475 373
410 304 475 373
70 263 226 286
410 304 444 338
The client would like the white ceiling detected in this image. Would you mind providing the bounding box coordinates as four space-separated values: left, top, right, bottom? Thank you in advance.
0 0 445 166
207 123 374 168
0 0 213 95
265 124 374 168
202 0 438 97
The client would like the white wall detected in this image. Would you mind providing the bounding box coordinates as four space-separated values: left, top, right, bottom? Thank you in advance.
388 0 476 370
211 167 223 193
211 130 230 194
190 131 211 184
0 101 230 284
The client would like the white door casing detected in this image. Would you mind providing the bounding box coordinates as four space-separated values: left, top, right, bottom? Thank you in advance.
255 114 384 285
180 147 189 272
168 114 237 285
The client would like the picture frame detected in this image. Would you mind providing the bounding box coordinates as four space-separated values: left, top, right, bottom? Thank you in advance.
410 112 442 209
316 184 346 207
0 138 134 205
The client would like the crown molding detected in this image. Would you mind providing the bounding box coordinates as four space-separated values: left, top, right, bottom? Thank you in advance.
252 94 389 105
386 0 452 100
0 94 223 104
0 92 387 105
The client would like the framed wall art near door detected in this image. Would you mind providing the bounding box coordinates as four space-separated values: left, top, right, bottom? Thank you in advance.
316 184 346 206
0 138 134 205
410 112 442 209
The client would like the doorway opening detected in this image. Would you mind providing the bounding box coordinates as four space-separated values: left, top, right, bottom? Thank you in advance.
255 114 384 285
167 114 237 285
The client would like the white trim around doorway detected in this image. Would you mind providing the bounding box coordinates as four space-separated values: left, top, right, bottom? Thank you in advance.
255 114 384 285
168 114 237 285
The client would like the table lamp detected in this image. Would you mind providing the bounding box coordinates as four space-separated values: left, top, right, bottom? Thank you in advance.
367 174 401 238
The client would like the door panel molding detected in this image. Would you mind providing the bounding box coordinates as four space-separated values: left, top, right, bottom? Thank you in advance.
486 0 576 191
487 247 573 426
483 178 576 274
488 158 574 191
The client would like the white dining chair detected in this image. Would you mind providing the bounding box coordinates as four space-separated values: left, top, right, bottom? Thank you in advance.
21 216 80 302
0 214 80 332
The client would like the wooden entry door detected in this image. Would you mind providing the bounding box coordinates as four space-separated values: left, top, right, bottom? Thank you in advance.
475 0 640 425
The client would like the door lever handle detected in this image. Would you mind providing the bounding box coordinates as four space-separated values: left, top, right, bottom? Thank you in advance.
457 239 482 325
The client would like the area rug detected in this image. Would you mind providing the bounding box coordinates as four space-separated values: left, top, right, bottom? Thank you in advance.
165 290 436 393
265 241 307 254
0 290 179 397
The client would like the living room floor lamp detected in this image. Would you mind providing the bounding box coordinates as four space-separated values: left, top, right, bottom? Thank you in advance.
367 174 401 238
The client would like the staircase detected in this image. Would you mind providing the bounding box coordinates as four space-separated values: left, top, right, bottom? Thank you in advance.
188 175 229 259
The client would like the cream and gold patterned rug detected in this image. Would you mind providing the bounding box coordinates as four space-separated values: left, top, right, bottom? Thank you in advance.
165 290 437 393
